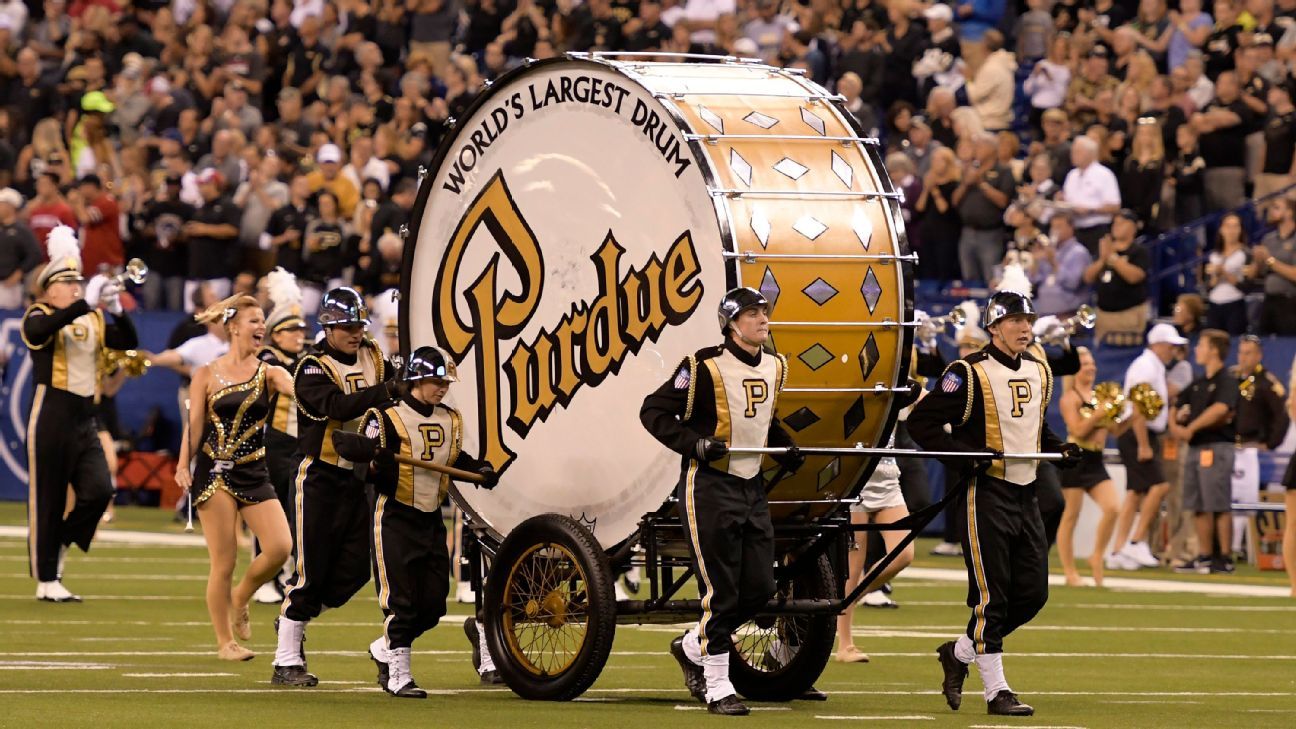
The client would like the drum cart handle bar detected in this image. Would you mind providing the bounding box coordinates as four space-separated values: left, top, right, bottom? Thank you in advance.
725 251 917 262
686 133 881 145
729 446 1064 461
657 90 845 102
569 51 766 64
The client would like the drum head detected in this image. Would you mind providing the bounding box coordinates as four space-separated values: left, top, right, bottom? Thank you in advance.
401 59 728 548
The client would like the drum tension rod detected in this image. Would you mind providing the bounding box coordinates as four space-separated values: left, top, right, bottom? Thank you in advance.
686 133 879 146
710 189 902 199
658 91 846 102
725 251 918 263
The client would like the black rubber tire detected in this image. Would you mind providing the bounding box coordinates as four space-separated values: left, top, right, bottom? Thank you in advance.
728 554 838 702
483 513 616 701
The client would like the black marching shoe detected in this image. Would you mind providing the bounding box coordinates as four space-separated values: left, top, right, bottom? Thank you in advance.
271 665 318 687
669 636 706 703
987 690 1034 716
387 679 428 699
799 686 828 701
707 695 750 716
464 617 482 672
936 641 968 710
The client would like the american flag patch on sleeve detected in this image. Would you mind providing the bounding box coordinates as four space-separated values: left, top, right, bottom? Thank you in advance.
673 366 691 390
302 365 324 376
940 370 964 393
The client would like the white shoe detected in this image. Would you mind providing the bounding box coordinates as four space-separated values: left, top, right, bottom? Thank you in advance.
253 581 284 605
36 580 81 603
930 541 963 556
860 590 898 608
1104 551 1139 571
1121 541 1160 568
614 580 629 601
455 581 476 604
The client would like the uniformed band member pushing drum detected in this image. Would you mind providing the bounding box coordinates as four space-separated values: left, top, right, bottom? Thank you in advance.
331 346 498 698
273 287 404 687
254 268 311 604
23 225 137 602
908 291 1079 717
640 287 805 717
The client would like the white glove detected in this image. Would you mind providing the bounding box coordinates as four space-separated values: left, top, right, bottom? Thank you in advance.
1032 315 1060 338
84 274 109 307
100 280 124 315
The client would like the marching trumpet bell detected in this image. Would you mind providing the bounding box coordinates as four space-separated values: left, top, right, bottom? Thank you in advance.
112 258 149 288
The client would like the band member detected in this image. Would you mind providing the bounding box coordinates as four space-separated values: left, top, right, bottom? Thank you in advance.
908 290 1079 717
330 346 498 698
1027 314 1081 549
1230 336 1287 558
272 287 402 687
1057 347 1127 587
175 296 294 661
1108 324 1182 570
252 268 311 604
928 309 989 558
640 287 805 717
22 225 137 602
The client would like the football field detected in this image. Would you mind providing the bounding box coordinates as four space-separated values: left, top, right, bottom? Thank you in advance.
1 503 1293 729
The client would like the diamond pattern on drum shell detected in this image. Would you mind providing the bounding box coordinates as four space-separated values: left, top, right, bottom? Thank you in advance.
698 105 724 134
861 267 882 313
773 157 810 180
831 150 854 189
782 407 821 432
843 396 866 439
730 149 753 186
801 107 827 136
817 458 841 492
802 277 839 306
793 214 827 241
743 111 779 129
798 343 834 371
852 206 873 249
759 267 780 308
858 333 881 382
751 206 772 247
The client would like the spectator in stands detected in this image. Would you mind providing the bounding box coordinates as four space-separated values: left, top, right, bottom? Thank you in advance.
1172 292 1206 337
196 130 244 191
915 146 962 281
14 119 71 196
1170 125 1207 225
1120 118 1166 233
69 173 122 277
1170 329 1240 575
1195 71 1252 212
1255 85 1296 203
183 168 239 305
302 190 348 299
1253 197 1296 334
880 0 927 107
954 132 1013 283
1167 0 1213 72
133 175 192 312
1067 47 1119 132
1060 136 1122 255
904 116 942 177
925 86 958 149
234 154 289 272
1030 212 1093 317
0 187 40 309
1204 212 1251 335
1084 209 1150 345
964 30 1016 133
1023 34 1072 136
264 174 313 308
307 143 359 218
23 173 76 251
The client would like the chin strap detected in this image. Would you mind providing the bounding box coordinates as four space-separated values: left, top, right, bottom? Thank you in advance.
729 324 763 350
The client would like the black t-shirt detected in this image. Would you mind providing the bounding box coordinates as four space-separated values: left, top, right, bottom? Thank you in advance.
302 219 347 284
1095 240 1150 312
135 198 194 277
1240 74 1271 133
370 201 408 240
627 21 672 51
1263 111 1296 174
1199 100 1253 167
1175 367 1240 445
2 77 60 145
1144 105 1186 157
188 195 242 279
1204 25 1242 78
266 203 310 275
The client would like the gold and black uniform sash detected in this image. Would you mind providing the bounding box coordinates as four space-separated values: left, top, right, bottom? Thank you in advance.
22 303 105 399
296 339 386 468
365 401 463 512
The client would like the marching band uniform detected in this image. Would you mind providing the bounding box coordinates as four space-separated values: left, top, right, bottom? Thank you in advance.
331 347 497 699
640 287 804 717
23 228 137 602
1230 359 1288 556
273 288 402 687
908 291 1076 717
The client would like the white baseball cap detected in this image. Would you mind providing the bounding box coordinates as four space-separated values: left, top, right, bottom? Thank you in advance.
0 187 22 208
924 3 953 22
316 143 343 164
1147 323 1188 346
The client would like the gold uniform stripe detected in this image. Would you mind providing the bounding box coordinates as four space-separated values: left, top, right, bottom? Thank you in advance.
444 409 463 500
703 359 731 473
971 362 1005 479
19 304 54 350
281 456 312 616
52 325 68 390
271 393 293 433
388 413 416 505
26 385 46 579
683 459 717 654
319 421 342 467
374 493 392 609
966 480 990 654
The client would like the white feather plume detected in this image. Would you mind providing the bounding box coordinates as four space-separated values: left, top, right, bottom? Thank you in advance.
996 263 1033 298
45 225 80 264
264 267 302 309
369 290 399 324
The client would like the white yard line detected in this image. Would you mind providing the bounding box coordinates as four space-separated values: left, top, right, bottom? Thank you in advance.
673 706 790 711
903 567 1291 598
122 672 237 678
814 716 935 721
0 527 204 547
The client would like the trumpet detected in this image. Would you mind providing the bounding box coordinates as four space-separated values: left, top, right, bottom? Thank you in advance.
101 348 151 378
1128 382 1164 419
1081 381 1126 425
1037 305 1096 346
111 258 149 288
916 307 967 349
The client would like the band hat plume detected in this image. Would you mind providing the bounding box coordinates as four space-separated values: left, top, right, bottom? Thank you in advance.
264 267 307 333
953 300 989 346
995 263 1033 299
38 225 84 288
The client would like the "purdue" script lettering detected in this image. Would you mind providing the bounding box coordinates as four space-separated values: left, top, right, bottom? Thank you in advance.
433 171 704 471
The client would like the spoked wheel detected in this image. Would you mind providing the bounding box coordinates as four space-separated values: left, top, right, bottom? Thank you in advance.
729 554 837 702
483 513 616 700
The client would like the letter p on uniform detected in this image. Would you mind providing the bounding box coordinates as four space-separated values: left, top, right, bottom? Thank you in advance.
1008 379 1032 418
742 379 768 418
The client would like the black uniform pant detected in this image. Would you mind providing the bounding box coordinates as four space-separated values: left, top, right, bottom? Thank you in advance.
1035 463 1065 547
677 461 776 657
282 457 371 621
372 493 450 649
961 475 1049 655
26 387 114 582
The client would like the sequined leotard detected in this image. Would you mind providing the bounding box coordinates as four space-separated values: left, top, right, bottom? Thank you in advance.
191 362 277 507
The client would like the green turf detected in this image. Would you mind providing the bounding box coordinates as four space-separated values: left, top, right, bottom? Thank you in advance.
1 502 1294 728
